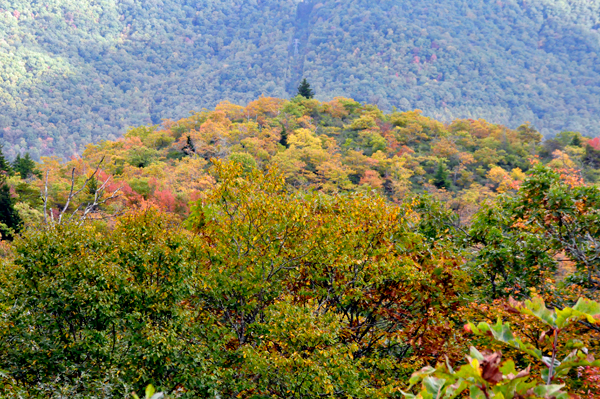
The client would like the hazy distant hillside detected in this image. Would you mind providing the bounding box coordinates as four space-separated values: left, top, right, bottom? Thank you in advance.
1 0 600 158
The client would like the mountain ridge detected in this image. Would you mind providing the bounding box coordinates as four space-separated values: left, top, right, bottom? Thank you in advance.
2 0 600 159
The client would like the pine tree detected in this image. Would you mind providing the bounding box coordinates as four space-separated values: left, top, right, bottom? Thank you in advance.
0 184 21 240
297 78 314 99
12 153 38 179
182 135 196 155
87 175 99 196
433 161 451 189
0 146 21 240
0 145 12 175
279 126 289 148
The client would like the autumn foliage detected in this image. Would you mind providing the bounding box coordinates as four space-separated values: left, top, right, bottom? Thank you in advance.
0 97 600 397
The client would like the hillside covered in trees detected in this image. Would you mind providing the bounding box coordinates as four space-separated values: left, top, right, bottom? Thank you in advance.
2 0 600 159
2 94 598 228
1 96 600 397
2 95 600 233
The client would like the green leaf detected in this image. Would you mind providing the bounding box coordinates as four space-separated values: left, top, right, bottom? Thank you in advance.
445 379 469 399
572 297 600 317
409 366 436 386
400 392 416 399
454 363 482 381
513 380 538 396
468 385 487 399
555 298 600 329
445 356 455 374
469 346 484 362
423 376 446 396
495 375 536 398
520 296 557 328
470 320 542 359
499 359 517 376
554 350 600 379
145 384 156 399
532 384 565 397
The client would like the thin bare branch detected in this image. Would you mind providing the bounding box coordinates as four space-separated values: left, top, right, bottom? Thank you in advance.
79 175 122 224
58 156 106 223
59 167 76 224
67 204 83 223
70 156 106 200
42 169 50 224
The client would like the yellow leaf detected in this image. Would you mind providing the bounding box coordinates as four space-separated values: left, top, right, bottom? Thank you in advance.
471 358 481 375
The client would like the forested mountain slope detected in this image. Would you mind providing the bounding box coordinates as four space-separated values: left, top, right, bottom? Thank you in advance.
2 96 600 397
2 0 600 159
5 95 599 234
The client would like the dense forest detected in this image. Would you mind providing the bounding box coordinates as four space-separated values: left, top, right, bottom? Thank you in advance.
2 0 600 159
1 95 600 397
6 94 600 228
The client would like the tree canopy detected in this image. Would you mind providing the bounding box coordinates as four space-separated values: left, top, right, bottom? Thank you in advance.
0 96 599 397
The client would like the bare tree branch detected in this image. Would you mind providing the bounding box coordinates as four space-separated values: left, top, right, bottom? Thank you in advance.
58 156 106 223
58 167 76 224
41 156 122 226
79 176 122 224
42 169 50 224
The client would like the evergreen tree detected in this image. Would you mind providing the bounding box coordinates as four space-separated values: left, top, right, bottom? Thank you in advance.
297 78 314 99
0 145 12 175
12 153 38 179
87 175 99 196
0 183 22 240
279 126 289 148
433 161 451 189
0 146 21 240
182 135 196 155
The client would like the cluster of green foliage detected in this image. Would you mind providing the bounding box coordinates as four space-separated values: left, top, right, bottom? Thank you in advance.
2 0 600 158
469 163 600 300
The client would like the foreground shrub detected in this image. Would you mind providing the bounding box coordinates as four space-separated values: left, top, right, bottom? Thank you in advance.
0 209 212 396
